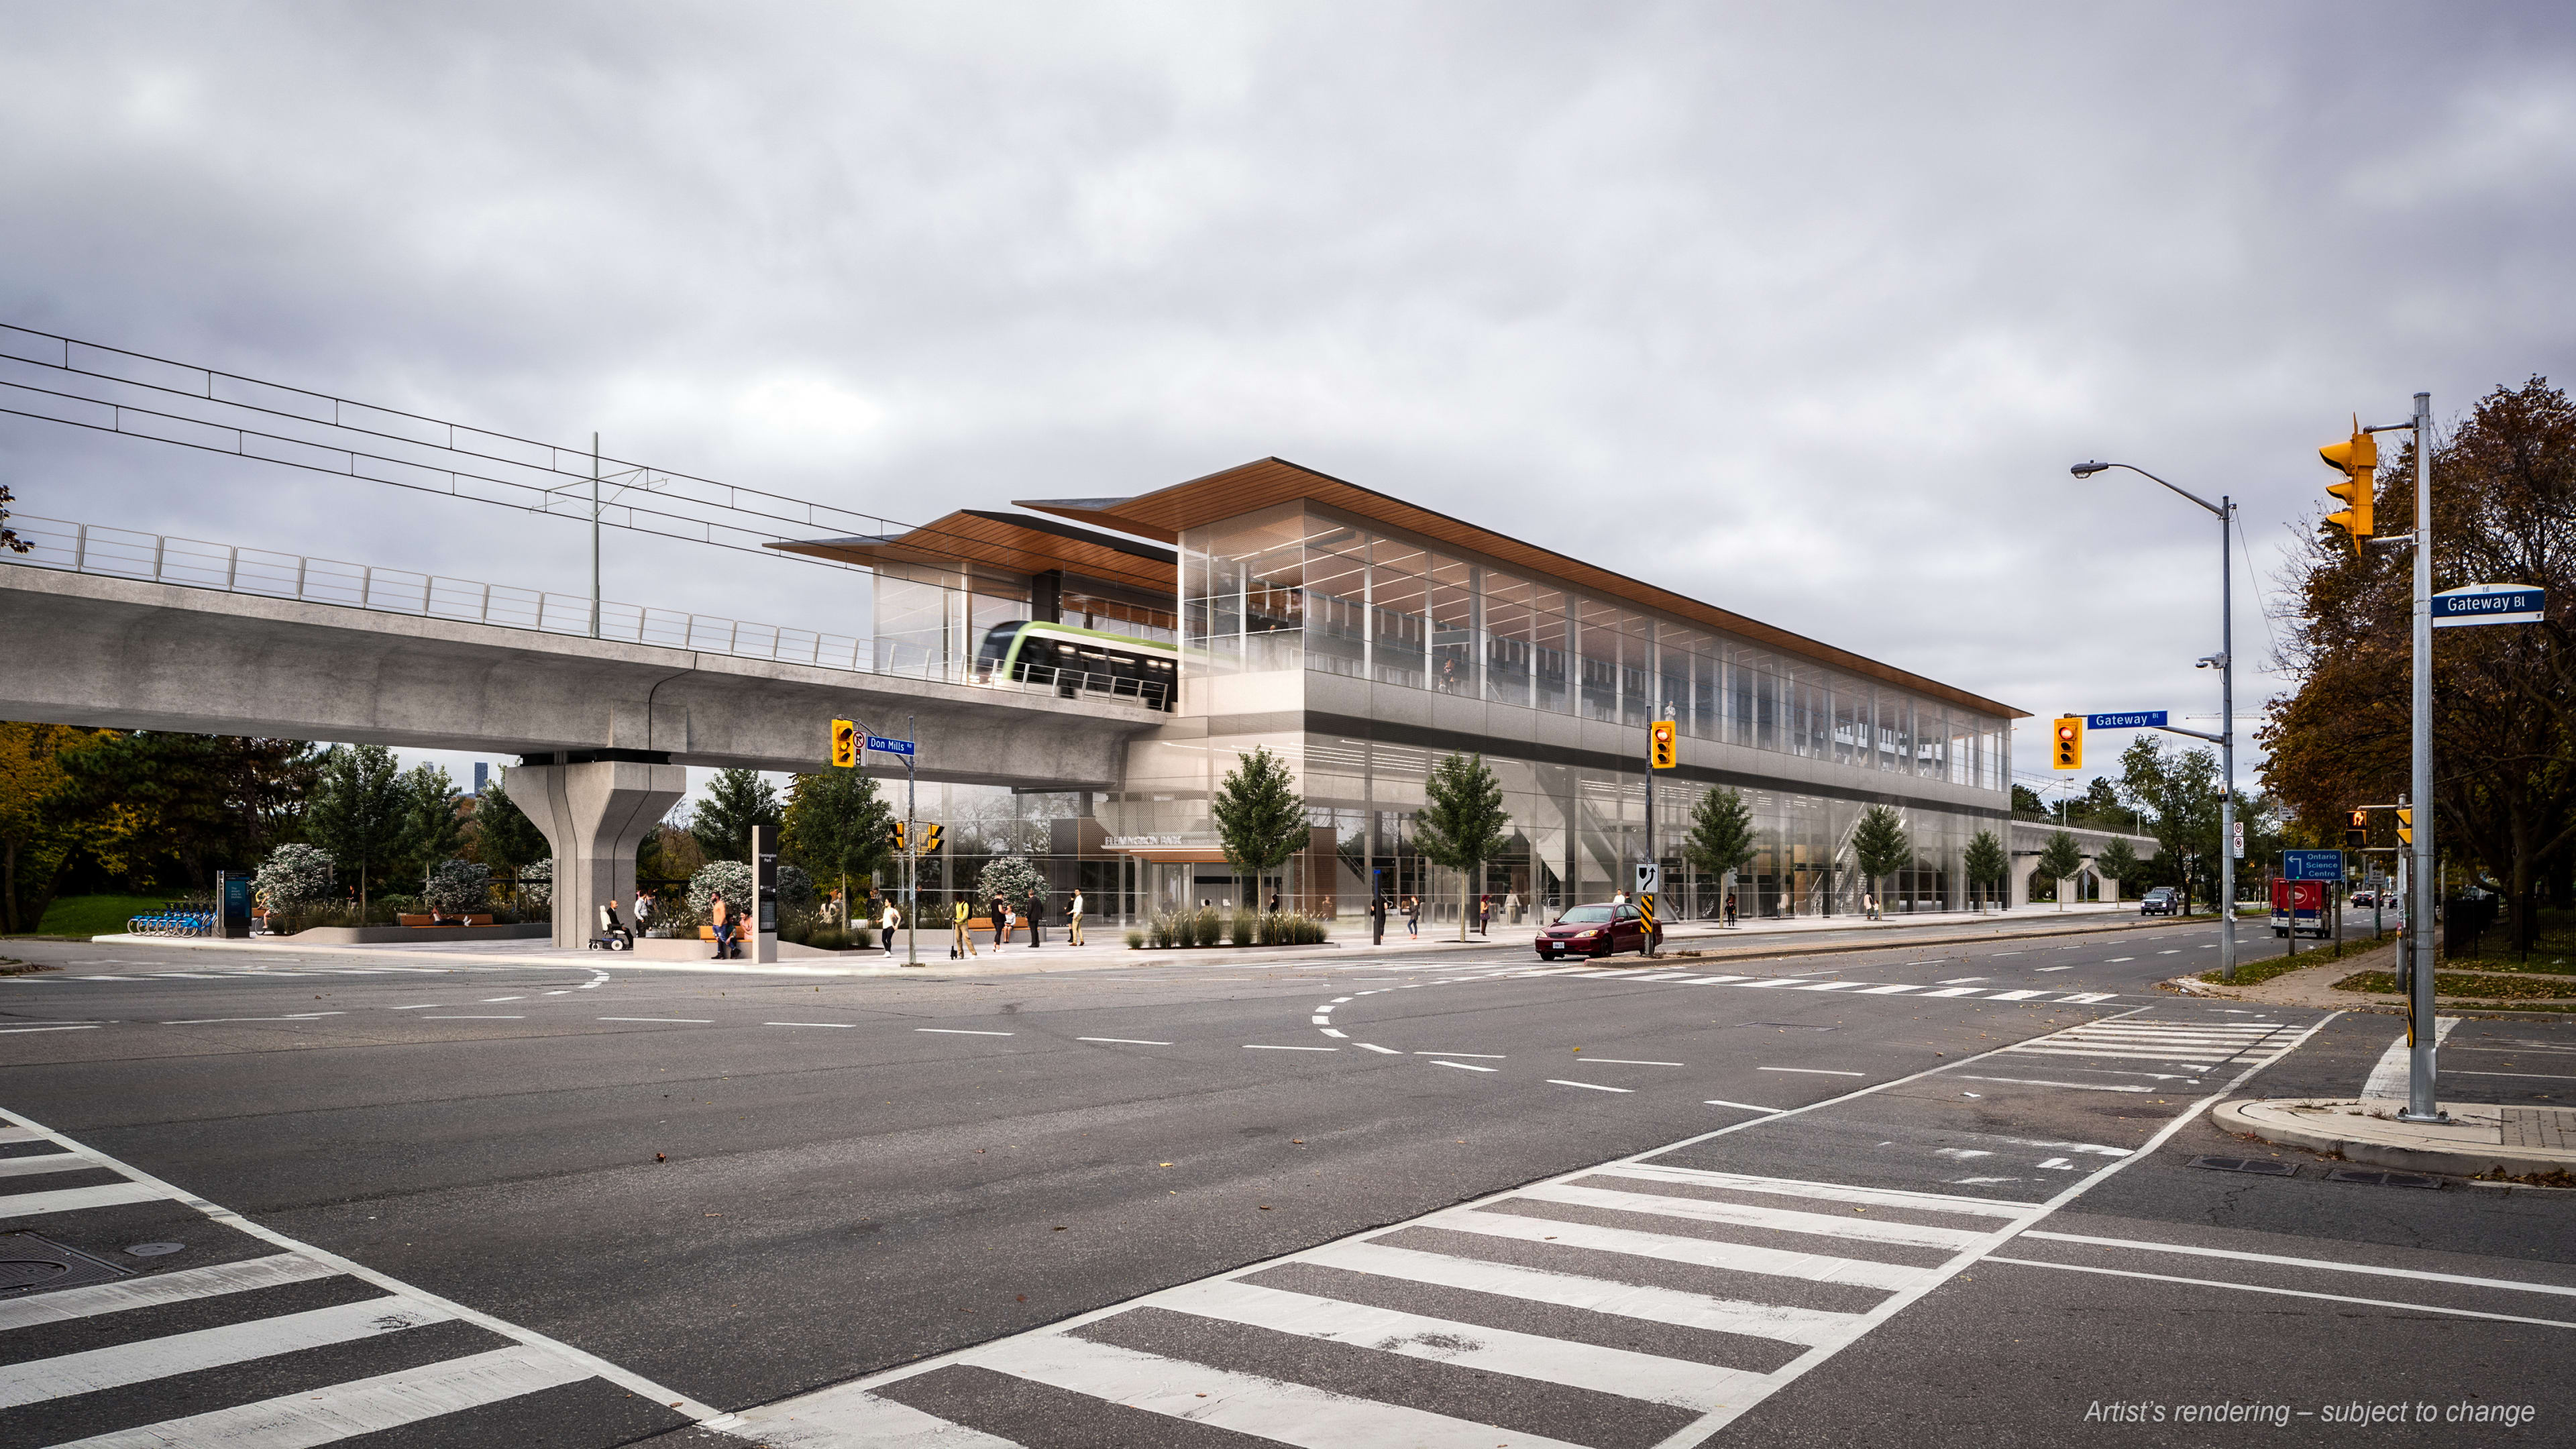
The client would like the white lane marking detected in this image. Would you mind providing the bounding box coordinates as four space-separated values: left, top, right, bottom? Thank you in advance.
1917 987 1984 998
421 1016 525 1020
1521 1183 1993 1250
2059 992 2119 1003
1627 973 1697 982
1682 975 1752 984
1580 1059 1684 1067
1245 1044 1338 1052
954 1333 1599 1449
1413 1051 1507 1059
0 1152 95 1179
1954 1075 2151 1093
54 1346 598 1448
1354 1043 1403 1055
0 1183 167 1216
1425 1205 1931 1292
1319 1028 1349 1038
1300 1238 1866 1348
2106 957 2135 963
1430 1061 1498 1073
2020 1232 2576 1297
598 1017 713 1024
2451 1069 2576 1081
160 1014 345 1024
1703 1099 1786 1113
1330 997 1353 1003
766 1022 857 1028
1739 978 1817 988
734 1381 1022 1448
1938 977 1988 985
914 1028 1012 1036
1983 1257 2576 1330
2035 966 2074 973
0 1024 99 1034
1157 1275 1755 1411
545 989 572 996
482 996 526 1002
1309 1015 1332 1024
0 1253 335 1331
0 1295 452 1406
1794 981 1866 992
1856 985 1922 994
1077 1037 1174 1046
1758 1067 1864 1077
388 1004 449 1010
1988 1137 2131 1157
1547 1079 1634 1093
2159 950 2182 955
2363 1016 2460 1098
1984 990 2049 1001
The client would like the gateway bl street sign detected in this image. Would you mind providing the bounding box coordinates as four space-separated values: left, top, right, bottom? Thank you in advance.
2431 584 2544 627
2086 711 2168 730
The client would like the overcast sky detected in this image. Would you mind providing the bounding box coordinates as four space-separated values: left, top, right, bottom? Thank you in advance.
6 2 2573 810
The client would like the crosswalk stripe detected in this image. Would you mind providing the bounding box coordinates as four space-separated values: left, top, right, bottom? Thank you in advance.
2004 1046 2277 1063
46 1346 596 1449
0 1295 450 1407
2055 991 2119 1002
0 1181 166 1217
1856 983 1923 994
953 1332 1601 1449
1297 1238 1867 1347
0 1253 337 1332
1419 1206 1933 1291
1586 1164 2028 1216
1982 989 2049 1000
1519 1183 1996 1250
0 1150 97 1179
735 1380 1025 1447
1155 1276 1758 1411
1917 986 1984 997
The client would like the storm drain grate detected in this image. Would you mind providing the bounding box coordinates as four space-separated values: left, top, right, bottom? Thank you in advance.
2326 1167 2443 1189
2188 1156 2297 1177
0 1231 129 1298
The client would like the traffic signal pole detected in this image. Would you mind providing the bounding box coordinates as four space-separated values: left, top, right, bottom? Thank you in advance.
2402 392 2442 1122
2218 492 2237 985
906 711 919 967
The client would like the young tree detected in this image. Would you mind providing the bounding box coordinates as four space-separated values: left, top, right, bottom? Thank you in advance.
1210 745 1311 914
1963 829 2008 912
0 483 31 555
2037 830 2086 910
2010 784 2048 820
395 763 463 890
472 773 553 873
692 767 782 865
1681 787 1758 908
977 855 1044 910
2093 839 2141 901
254 842 336 918
2116 735 2221 914
1851 806 1911 914
0 722 95 933
781 769 898 913
1413 752 1509 941
303 744 408 914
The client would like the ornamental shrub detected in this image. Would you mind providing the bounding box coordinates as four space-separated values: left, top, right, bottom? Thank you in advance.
254 843 335 915
422 859 492 916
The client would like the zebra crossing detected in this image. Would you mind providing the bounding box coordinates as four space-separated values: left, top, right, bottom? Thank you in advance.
1499 963 2120 1006
733 1157 2043 1448
0 1110 728 1447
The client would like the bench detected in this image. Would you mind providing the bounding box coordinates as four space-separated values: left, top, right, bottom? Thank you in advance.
396 914 493 928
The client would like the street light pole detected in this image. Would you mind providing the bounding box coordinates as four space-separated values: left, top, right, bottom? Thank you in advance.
2068 461 2237 981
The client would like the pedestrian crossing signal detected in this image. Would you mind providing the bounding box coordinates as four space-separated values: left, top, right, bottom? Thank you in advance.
2051 716 2083 770
2345 808 2367 849
1649 720 1677 769
830 718 857 769
890 821 907 852
2396 808 2412 846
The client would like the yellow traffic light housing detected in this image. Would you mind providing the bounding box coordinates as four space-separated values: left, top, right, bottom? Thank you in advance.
831 718 857 769
920 824 943 855
2396 808 2412 846
1648 720 1677 770
2320 415 2376 552
890 820 907 853
2051 716 2083 771
2345 808 2367 849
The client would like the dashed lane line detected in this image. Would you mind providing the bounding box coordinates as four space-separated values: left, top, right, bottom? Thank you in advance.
1758 1067 1866 1077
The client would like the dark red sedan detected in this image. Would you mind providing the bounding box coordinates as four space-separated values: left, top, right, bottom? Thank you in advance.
1534 902 1660 959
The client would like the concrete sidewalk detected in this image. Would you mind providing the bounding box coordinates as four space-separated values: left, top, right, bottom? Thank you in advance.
2216 1096 2576 1180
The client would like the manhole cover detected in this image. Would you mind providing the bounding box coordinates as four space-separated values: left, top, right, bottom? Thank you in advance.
2326 1167 2443 1189
0 1232 128 1298
2189 1156 2297 1177
124 1242 186 1258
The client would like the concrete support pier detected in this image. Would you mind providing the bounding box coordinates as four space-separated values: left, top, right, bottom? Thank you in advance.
513 759 688 949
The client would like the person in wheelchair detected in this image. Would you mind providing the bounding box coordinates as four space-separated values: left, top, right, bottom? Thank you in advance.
593 899 633 951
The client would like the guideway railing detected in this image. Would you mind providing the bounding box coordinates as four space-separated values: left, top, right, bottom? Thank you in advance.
1 515 1166 711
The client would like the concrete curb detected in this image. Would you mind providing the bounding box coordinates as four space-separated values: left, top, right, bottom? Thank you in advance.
2214 1097 2576 1179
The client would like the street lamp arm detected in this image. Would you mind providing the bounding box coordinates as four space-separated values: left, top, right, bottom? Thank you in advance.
2070 461 2225 519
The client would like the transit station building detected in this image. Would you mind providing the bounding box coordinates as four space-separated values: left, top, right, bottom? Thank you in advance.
784 458 2026 924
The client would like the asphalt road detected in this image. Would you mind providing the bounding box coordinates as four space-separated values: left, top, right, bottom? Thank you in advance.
0 917 2566 1447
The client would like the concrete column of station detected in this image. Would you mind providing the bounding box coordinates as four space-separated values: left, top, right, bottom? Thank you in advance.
2008 853 2041 909
514 759 689 949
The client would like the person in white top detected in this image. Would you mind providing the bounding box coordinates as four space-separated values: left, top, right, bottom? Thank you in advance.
1068 890 1085 946
879 900 901 955
632 890 652 936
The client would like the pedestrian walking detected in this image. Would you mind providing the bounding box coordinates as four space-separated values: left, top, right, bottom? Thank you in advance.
1723 892 1739 928
1862 892 1879 921
1026 887 1045 947
1477 894 1491 934
990 895 1008 951
951 898 977 959
1402 896 1419 938
1266 890 1281 914
632 889 653 937
879 898 901 955
1067 890 1085 946
1505 889 1522 925
710 892 735 960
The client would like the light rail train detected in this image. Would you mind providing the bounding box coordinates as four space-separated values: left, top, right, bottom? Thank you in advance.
975 619 1178 712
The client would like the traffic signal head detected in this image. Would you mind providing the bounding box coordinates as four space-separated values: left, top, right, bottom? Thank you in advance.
1648 720 1677 769
2051 716 2083 770
920 824 943 855
2319 415 2377 552
831 718 857 769
2396 808 2412 846
890 820 907 851
2344 808 2367 849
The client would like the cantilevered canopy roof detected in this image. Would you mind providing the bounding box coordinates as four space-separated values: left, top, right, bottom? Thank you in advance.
1022 458 2025 720
768 509 1175 596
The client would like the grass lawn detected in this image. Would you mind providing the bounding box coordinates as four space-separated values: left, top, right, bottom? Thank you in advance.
19 894 185 939
2443 906 2576 975
2333 969 2576 1005
2200 928 2396 986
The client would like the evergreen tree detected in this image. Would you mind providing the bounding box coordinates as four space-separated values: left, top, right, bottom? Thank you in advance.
1681 787 1758 898
2093 839 2141 902
1210 745 1310 911
395 763 463 891
692 767 783 865
781 769 898 912
472 773 553 873
1963 829 2008 912
1413 752 1509 941
2037 830 2086 910
304 744 408 914
1851 805 1911 912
